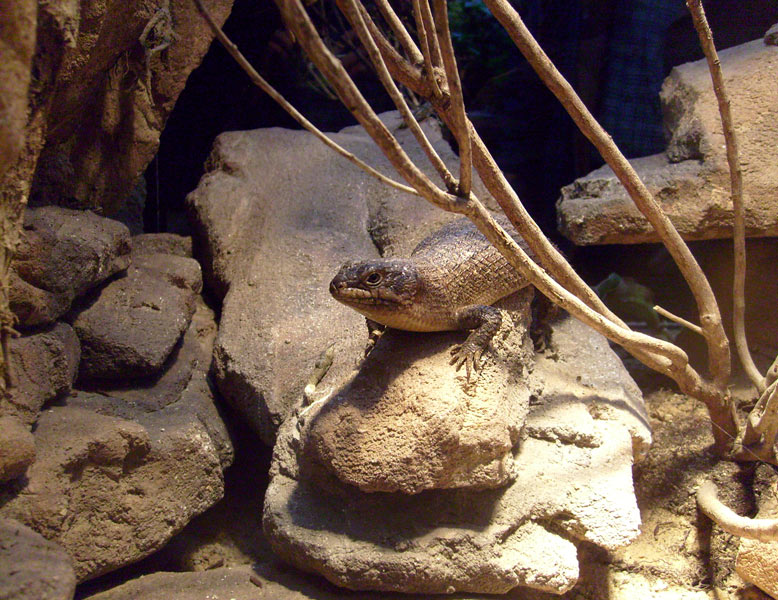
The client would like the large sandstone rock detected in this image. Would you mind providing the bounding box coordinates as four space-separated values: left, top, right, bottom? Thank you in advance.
10 207 131 328
302 289 535 494
0 517 76 600
4 322 80 425
71 247 201 381
557 37 778 245
188 113 484 445
263 315 651 595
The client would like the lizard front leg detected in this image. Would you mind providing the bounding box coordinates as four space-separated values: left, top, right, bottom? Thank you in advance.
449 305 502 378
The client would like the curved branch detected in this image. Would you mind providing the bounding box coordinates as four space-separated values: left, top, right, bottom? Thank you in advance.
687 0 763 393
698 480 778 542
482 0 731 388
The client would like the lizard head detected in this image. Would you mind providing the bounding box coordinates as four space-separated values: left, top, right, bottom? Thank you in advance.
329 258 420 324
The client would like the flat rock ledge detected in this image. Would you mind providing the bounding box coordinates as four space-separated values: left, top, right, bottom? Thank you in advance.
557 37 778 245
263 316 651 595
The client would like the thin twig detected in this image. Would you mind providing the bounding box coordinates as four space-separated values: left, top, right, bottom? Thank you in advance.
191 0 419 197
654 305 703 336
337 0 456 190
418 0 443 72
698 480 778 542
482 0 732 392
687 0 763 394
431 0 471 197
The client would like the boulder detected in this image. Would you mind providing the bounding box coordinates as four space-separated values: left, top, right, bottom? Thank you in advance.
0 401 226 582
302 288 534 494
0 415 35 483
4 322 80 426
10 207 131 328
188 113 497 445
557 37 778 245
0 517 75 600
263 315 651 595
71 250 201 382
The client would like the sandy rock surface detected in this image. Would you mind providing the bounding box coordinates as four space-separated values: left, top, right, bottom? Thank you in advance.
0 415 35 483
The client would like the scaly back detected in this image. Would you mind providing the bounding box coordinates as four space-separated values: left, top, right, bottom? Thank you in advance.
410 217 533 309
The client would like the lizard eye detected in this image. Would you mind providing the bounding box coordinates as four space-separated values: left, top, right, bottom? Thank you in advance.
365 272 383 286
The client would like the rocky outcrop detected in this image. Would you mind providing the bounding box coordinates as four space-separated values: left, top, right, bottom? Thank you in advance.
187 113 496 445
264 315 651 595
11 207 131 328
0 517 76 600
557 36 778 245
0 0 234 217
0 282 232 581
0 401 225 582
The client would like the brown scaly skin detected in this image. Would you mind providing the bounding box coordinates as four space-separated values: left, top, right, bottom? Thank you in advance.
329 217 540 376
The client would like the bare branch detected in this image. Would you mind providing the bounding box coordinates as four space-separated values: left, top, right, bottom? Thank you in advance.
417 0 443 72
431 0 471 197
482 0 732 389
192 0 419 197
372 0 423 66
337 0 456 190
654 305 703 336
698 480 778 541
686 0 763 393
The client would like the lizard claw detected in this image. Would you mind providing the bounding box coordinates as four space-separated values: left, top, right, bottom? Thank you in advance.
450 343 485 380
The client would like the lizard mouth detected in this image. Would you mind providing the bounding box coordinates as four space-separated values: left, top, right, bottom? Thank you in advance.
330 281 404 307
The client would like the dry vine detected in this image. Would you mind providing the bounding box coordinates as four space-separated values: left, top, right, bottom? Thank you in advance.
195 0 777 522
